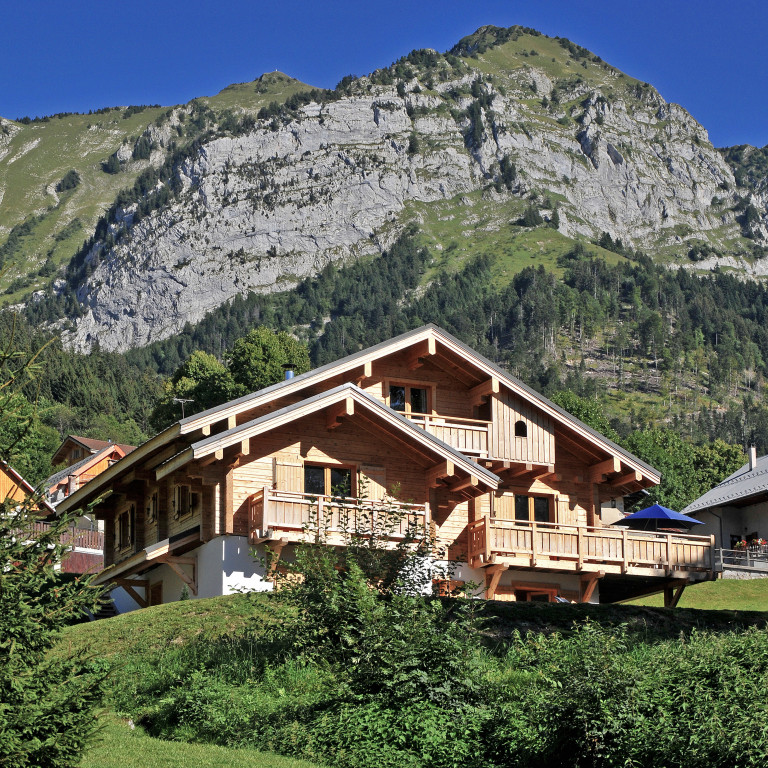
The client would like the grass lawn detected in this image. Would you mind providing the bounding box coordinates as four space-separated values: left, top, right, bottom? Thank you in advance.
81 715 321 768
626 577 768 611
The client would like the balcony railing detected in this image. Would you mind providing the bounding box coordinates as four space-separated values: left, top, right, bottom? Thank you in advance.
248 487 427 545
468 516 715 576
716 547 768 573
28 521 104 551
408 413 490 457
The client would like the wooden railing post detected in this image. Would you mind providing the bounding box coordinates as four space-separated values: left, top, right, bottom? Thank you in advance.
531 521 538 567
262 485 271 533
577 526 584 570
484 514 491 563
665 533 671 574
621 528 628 573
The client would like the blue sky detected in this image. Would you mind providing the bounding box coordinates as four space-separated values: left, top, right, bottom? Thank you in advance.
2 0 766 148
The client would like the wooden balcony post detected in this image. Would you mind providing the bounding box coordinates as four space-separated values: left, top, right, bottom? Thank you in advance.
621 528 628 573
262 485 271 533
484 514 491 563
665 534 671 575
531 521 538 567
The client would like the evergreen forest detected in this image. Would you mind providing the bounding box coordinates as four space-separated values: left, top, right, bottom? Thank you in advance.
4 225 767 505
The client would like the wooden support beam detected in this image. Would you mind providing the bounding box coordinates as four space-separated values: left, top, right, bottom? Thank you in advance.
214 448 224 461
326 396 354 430
531 464 556 480
469 377 500 405
447 474 479 493
589 456 621 482
664 582 686 608
239 438 251 456
227 415 237 430
610 470 643 488
508 463 533 478
429 351 477 387
426 460 454 488
165 556 198 596
201 425 211 436
579 571 604 603
405 338 436 370
485 564 506 600
265 539 286 579
199 454 217 467
114 578 149 609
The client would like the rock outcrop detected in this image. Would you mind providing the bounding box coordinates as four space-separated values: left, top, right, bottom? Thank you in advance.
63 39 743 352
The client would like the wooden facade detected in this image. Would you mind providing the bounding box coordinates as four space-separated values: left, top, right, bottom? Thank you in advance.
57 325 715 610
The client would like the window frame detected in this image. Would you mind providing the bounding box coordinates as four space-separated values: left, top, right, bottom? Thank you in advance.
494 491 553 524
116 504 134 552
172 484 198 520
303 462 356 499
385 379 435 416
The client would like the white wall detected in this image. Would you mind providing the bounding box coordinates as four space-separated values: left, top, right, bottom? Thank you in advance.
695 503 768 548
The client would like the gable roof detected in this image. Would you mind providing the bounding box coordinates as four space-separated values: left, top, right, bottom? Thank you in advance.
57 324 657 515
156 383 500 489
177 324 659 481
0 460 55 514
683 454 768 515
52 435 136 466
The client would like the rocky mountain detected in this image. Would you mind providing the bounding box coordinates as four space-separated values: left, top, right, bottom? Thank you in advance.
3 26 768 352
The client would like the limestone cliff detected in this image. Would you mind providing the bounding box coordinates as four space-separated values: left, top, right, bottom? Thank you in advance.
57 28 752 351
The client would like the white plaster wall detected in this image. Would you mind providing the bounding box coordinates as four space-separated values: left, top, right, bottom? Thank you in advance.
697 503 768 548
200 536 273 597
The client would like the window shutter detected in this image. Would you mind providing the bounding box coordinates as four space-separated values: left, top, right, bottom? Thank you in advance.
493 491 515 520
273 454 303 492
359 464 386 501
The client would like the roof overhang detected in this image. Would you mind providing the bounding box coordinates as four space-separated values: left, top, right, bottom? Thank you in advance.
175 324 659 484
157 383 499 492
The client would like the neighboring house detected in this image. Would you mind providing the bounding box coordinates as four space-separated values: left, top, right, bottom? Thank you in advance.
57 325 715 612
46 437 135 506
51 435 136 470
683 447 768 575
0 459 101 574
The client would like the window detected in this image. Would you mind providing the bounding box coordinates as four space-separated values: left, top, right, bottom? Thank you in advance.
513 494 551 524
117 505 134 550
146 490 159 523
304 464 352 498
514 420 528 437
173 485 198 519
388 384 429 414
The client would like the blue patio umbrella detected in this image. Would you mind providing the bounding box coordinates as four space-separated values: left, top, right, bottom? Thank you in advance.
613 503 704 531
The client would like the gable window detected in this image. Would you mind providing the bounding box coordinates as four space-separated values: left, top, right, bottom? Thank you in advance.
304 464 353 498
514 420 528 437
389 384 429 415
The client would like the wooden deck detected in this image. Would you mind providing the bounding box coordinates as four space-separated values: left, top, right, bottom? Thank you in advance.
248 487 428 546
468 516 715 577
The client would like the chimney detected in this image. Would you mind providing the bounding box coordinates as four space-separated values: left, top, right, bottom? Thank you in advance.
282 363 295 381
749 445 758 471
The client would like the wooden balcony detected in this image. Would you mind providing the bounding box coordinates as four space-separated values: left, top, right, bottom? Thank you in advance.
408 414 490 458
468 516 715 577
248 487 428 546
29 521 104 552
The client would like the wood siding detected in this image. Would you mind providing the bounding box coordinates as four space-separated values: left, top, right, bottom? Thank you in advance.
491 391 554 463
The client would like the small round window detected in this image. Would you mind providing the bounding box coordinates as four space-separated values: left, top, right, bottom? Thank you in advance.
514 420 528 438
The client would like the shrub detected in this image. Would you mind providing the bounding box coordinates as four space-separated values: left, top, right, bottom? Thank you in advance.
55 169 81 192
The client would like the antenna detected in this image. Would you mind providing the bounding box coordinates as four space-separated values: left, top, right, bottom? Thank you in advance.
172 397 194 419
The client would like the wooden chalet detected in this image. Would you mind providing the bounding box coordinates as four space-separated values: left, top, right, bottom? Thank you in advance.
47 437 135 506
56 325 715 611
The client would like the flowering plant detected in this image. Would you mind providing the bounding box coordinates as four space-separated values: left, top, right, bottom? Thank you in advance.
734 540 748 550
